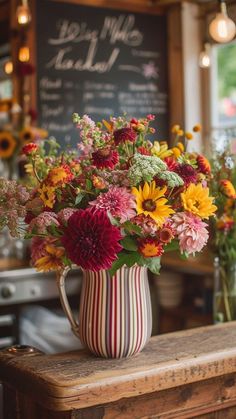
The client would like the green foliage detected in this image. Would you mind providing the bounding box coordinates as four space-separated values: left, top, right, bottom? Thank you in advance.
217 44 236 98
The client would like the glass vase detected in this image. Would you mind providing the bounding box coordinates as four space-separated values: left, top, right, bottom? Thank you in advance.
213 257 236 323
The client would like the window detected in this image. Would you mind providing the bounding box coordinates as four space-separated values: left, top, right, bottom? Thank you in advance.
210 41 236 152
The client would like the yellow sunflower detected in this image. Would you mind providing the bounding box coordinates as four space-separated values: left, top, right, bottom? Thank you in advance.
35 245 64 272
132 181 174 226
19 127 35 143
0 132 16 158
181 183 217 219
38 184 56 208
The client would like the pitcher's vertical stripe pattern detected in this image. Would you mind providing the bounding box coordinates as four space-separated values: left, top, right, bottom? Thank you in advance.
79 266 152 358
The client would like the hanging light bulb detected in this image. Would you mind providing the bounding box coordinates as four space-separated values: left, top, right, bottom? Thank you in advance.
16 0 31 25
4 60 14 75
199 43 211 68
18 45 30 62
209 0 236 43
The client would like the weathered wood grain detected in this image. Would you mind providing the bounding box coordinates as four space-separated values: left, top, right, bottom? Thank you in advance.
1 322 236 413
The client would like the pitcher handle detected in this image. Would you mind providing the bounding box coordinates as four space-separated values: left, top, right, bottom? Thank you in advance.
56 266 80 339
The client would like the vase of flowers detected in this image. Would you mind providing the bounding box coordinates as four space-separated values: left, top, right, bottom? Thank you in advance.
211 149 236 323
0 115 216 358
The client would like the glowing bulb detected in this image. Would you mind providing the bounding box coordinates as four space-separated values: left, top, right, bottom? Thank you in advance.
16 3 31 25
4 61 13 75
209 2 236 43
18 46 30 62
199 43 211 68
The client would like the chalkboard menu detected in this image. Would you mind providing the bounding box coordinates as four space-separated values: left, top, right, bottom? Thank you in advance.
36 0 169 146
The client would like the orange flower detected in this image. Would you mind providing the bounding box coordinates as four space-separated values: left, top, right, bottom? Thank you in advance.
46 165 74 187
35 245 65 272
138 238 163 257
220 180 236 199
197 155 211 174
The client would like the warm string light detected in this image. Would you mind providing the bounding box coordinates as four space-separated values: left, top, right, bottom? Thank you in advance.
4 60 14 75
16 0 31 26
199 43 211 68
18 45 30 62
209 0 236 43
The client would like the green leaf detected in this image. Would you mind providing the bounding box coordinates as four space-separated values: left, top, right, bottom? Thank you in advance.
144 257 161 275
107 211 120 226
75 193 84 205
120 236 138 251
86 179 92 190
123 221 142 236
109 251 142 276
164 240 180 252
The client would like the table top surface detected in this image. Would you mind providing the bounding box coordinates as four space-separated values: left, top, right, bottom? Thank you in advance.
1 322 236 411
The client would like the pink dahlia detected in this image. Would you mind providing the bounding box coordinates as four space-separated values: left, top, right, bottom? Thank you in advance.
61 209 122 271
92 147 119 169
175 164 197 186
171 212 209 255
90 186 136 223
113 128 137 145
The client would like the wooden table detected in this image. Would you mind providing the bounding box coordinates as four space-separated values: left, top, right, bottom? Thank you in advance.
1 322 236 418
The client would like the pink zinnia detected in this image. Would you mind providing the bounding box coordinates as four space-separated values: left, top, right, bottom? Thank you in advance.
61 209 122 271
171 212 209 255
90 186 136 223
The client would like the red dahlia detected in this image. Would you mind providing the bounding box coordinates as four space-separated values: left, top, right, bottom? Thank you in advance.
113 128 137 145
61 209 122 272
175 164 197 186
92 147 119 169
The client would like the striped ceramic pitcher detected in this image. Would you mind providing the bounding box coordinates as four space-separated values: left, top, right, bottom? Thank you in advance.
57 265 152 358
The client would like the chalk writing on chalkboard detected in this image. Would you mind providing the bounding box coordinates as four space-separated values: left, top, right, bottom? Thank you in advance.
36 0 168 145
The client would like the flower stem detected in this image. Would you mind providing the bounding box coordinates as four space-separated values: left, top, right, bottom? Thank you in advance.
220 266 232 322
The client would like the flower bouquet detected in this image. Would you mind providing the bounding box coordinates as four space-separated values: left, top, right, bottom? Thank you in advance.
210 149 236 323
0 114 217 358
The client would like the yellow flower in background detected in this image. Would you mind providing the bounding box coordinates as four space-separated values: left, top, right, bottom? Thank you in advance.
181 183 217 219
177 129 184 136
171 124 180 134
177 142 185 152
38 184 56 208
185 132 193 140
193 124 201 132
151 141 173 158
19 127 35 143
35 245 64 272
132 181 174 226
0 132 16 158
